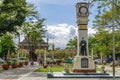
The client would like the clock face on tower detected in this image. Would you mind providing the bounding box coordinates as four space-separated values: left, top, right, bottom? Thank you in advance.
79 6 88 14
76 3 89 25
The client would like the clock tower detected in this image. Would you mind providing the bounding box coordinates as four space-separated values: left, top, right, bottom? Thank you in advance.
76 2 89 56
73 2 96 73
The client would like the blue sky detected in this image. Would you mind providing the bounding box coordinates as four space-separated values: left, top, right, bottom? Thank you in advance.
26 0 97 26
35 1 77 26
26 0 97 49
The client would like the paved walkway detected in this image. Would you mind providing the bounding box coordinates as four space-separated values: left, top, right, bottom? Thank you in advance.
97 65 120 75
0 64 120 80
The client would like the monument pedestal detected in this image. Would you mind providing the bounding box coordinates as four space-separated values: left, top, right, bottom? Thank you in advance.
73 55 96 73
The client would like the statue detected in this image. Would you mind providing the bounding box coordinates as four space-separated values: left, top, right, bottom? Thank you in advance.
79 37 87 56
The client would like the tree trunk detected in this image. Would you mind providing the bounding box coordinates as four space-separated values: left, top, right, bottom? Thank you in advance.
29 50 34 61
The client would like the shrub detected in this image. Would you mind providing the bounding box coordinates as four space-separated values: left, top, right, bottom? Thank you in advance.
56 59 62 65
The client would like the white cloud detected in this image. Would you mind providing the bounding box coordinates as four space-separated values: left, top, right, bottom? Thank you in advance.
88 28 96 36
45 23 96 49
45 23 77 49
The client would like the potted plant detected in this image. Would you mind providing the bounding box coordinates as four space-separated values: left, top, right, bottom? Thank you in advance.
43 64 47 68
2 61 12 70
18 61 24 67
43 63 48 68
24 58 29 66
11 60 17 68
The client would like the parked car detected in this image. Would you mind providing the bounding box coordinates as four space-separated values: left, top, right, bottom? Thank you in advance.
94 59 102 64
94 59 107 64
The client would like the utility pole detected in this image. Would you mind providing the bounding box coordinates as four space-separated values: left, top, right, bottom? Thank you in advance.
52 44 54 59
112 0 115 80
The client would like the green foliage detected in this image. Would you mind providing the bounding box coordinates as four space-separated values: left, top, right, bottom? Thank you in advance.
25 58 29 62
89 29 120 58
56 59 62 65
54 50 66 59
96 68 102 72
3 61 12 65
20 18 46 51
89 0 120 58
18 16 46 60
0 0 29 34
0 33 16 58
0 0 46 61
12 60 17 64
6 61 12 65
47 48 76 60
67 36 77 49
92 0 120 30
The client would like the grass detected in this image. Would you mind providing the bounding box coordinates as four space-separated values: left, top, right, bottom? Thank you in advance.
0 68 3 72
35 67 108 72
96 68 102 72
34 66 65 72
35 66 107 72
96 67 113 72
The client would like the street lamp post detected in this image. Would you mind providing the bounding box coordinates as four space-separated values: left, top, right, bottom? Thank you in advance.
112 0 115 80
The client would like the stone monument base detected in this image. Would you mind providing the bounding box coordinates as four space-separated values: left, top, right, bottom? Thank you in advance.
72 55 96 73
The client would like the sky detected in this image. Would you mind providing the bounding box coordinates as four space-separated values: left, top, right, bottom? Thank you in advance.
26 0 97 49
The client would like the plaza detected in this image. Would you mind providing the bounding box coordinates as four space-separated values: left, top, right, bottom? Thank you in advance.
0 0 120 80
0 62 120 80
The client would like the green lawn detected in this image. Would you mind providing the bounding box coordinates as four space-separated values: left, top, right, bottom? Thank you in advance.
96 67 113 72
34 66 113 73
35 67 104 72
96 68 102 72
34 67 65 72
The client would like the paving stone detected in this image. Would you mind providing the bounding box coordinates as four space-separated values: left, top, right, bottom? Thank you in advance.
0 63 120 80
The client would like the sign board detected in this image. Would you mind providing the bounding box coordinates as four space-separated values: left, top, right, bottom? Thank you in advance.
81 58 88 68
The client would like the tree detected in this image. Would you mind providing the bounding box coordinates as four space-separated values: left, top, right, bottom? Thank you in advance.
0 0 36 35
92 0 120 29
91 0 120 59
20 18 46 60
67 36 77 49
0 33 16 60
89 30 112 58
